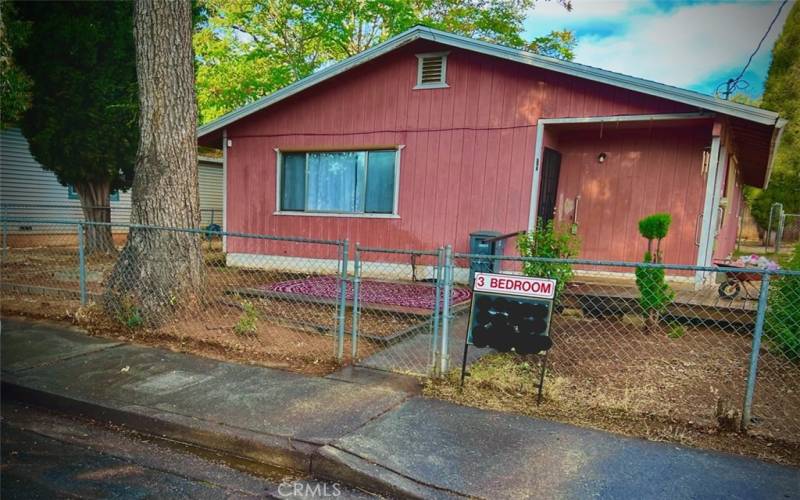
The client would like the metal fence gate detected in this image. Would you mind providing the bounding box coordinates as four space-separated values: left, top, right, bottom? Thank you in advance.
349 245 457 376
765 202 800 253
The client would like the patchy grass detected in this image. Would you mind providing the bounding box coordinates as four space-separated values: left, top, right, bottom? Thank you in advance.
425 352 800 466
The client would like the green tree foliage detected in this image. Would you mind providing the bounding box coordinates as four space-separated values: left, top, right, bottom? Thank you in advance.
517 218 579 304
13 2 138 252
746 1 800 229
194 0 575 123
0 3 32 128
635 213 674 330
765 243 800 361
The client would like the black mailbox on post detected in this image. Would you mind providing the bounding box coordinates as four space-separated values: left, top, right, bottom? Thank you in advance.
468 230 504 285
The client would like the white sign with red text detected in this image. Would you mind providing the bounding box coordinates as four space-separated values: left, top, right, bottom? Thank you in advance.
473 272 556 300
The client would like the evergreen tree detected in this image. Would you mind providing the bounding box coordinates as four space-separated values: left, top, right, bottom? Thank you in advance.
747 1 799 229
13 1 138 253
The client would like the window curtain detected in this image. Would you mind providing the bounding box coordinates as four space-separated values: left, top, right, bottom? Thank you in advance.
307 152 366 212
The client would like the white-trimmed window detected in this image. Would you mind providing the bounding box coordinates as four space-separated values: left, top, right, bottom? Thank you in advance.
414 52 449 89
278 149 399 215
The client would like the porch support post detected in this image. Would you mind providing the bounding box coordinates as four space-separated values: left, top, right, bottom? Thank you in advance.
527 121 545 231
695 122 723 287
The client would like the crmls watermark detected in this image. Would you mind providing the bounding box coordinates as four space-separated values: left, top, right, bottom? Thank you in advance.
277 481 342 498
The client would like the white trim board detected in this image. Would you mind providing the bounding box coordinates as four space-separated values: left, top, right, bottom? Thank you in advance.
222 129 228 252
695 136 723 287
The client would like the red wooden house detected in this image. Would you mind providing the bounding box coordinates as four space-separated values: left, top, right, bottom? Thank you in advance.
197 26 785 283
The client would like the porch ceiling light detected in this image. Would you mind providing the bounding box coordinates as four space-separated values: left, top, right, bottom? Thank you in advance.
597 152 607 164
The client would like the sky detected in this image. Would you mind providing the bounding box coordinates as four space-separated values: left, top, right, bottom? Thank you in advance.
523 0 793 98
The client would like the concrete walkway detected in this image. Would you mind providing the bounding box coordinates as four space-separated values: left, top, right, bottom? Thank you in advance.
2 318 798 499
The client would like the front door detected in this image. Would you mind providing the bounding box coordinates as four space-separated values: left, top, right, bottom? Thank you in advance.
537 148 561 225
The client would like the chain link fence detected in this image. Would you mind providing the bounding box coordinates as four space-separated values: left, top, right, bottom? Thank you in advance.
764 202 800 253
446 253 800 444
0 203 222 230
1 218 349 373
776 213 800 251
2 217 798 444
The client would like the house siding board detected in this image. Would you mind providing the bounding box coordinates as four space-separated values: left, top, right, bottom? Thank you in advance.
198 160 224 227
1 128 224 232
714 159 744 261
555 125 710 265
224 42 705 262
0 128 132 231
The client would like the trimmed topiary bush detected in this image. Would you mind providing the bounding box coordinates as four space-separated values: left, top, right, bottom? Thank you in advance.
635 213 674 331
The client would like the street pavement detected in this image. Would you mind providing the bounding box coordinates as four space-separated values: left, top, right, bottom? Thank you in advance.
1 401 373 499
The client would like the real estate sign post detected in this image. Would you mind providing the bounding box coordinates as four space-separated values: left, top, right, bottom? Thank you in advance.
460 272 556 404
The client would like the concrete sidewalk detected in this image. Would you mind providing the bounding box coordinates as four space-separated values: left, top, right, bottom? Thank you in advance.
2 318 798 499
1 318 408 473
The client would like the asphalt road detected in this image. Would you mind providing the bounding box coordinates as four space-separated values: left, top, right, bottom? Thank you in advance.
0 401 373 499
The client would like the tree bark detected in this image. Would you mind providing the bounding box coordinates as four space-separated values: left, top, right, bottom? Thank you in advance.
74 181 116 254
105 0 202 326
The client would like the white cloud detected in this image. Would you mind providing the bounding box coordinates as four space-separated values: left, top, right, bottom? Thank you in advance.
526 0 792 94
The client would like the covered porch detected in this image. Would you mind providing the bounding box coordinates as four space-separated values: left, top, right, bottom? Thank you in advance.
528 112 785 286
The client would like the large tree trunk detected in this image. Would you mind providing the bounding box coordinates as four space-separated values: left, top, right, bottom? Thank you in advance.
74 181 116 255
104 0 202 326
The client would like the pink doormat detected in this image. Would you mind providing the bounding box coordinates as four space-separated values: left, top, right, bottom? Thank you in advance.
262 276 472 310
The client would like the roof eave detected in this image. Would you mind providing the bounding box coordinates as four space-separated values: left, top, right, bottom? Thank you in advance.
761 117 789 189
418 28 780 126
197 25 781 140
197 27 425 140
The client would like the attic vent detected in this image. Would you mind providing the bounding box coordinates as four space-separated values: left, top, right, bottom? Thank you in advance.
415 52 449 89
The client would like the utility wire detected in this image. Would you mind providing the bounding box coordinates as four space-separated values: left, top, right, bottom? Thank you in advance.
716 0 788 100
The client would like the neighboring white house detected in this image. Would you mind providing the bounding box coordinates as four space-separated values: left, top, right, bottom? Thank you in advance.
0 128 223 233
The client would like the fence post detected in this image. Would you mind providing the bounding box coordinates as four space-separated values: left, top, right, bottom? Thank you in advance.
430 247 444 375
741 271 770 431
77 223 87 305
774 206 785 254
336 239 349 361
1 218 7 259
350 246 361 360
439 245 453 375
765 203 777 248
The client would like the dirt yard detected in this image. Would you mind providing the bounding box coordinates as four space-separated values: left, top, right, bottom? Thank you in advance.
428 312 800 466
0 244 429 376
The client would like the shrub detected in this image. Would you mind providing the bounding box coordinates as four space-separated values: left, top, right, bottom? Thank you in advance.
635 214 674 330
765 243 800 360
517 218 580 304
667 322 686 339
116 295 143 329
234 299 259 336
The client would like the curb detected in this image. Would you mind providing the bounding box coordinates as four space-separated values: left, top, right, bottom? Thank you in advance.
1 379 317 474
2 378 468 498
312 445 463 499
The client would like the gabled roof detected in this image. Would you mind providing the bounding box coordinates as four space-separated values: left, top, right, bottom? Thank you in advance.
197 25 783 143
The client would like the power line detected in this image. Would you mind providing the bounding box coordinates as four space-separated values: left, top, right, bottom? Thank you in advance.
716 0 789 100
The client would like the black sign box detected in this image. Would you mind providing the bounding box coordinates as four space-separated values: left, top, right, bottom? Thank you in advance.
468 292 553 354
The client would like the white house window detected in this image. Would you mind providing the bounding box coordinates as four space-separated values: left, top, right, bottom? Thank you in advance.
414 52 449 89
279 149 398 214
